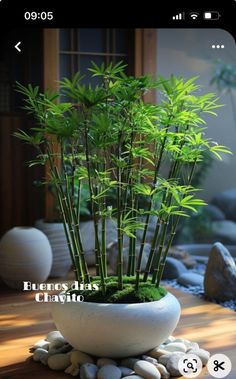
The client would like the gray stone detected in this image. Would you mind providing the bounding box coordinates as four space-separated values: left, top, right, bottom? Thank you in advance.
70 350 94 365
147 348 171 359
161 257 187 280
136 216 158 243
33 348 48 363
164 342 187 353
177 273 204 287
159 352 184 367
80 219 118 265
30 339 49 352
134 360 161 379
118 366 134 377
48 343 72 356
97 364 122 379
80 363 98 379
120 358 139 369
206 204 226 221
46 330 65 343
97 358 117 367
48 353 71 371
212 188 236 221
168 247 197 268
204 242 236 301
142 355 157 365
122 376 144 379
158 355 171 367
187 348 210 366
166 354 183 376
163 336 176 344
154 363 170 379
109 243 150 274
212 220 236 244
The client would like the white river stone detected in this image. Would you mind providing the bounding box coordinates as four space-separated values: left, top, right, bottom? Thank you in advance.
134 360 161 379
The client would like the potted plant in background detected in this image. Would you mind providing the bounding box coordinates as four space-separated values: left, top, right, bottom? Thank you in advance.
15 62 231 357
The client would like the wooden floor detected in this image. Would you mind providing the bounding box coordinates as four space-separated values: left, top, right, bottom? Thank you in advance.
0 274 235 379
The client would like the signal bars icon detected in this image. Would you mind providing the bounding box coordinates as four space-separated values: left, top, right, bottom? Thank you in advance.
172 12 185 20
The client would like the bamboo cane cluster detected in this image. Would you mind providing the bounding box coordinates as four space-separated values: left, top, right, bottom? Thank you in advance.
15 62 231 294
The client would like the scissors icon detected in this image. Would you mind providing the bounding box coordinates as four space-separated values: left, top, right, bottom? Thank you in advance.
214 360 225 371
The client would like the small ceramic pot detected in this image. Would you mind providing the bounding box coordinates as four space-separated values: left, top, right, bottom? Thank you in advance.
0 226 52 289
51 291 181 358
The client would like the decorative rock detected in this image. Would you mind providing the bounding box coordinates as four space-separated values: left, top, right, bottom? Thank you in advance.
212 188 236 221
206 204 226 221
64 365 80 376
118 366 135 376
168 247 197 268
70 350 94 366
161 257 187 280
158 355 171 367
33 348 48 364
164 342 187 353
142 355 157 365
163 336 176 344
212 221 236 244
204 242 236 301
122 376 144 379
97 358 117 367
48 338 66 351
80 219 117 265
109 242 150 274
147 348 171 359
185 342 199 351
187 348 210 366
177 273 204 287
134 360 161 379
48 343 72 356
48 353 71 371
154 363 170 379
97 364 122 379
80 363 98 379
159 352 184 367
166 353 183 376
30 339 49 352
46 330 65 343
121 358 139 369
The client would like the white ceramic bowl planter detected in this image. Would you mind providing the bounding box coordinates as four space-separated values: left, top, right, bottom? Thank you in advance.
51 291 181 358
0 227 52 289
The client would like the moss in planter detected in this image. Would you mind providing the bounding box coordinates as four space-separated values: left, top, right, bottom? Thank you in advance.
69 276 167 304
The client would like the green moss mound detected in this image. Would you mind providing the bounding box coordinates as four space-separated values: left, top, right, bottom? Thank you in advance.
69 276 167 304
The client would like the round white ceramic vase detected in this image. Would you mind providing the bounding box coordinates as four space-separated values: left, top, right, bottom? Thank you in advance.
0 226 52 289
51 291 181 358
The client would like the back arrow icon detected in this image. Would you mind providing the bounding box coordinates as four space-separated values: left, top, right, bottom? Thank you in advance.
15 41 21 52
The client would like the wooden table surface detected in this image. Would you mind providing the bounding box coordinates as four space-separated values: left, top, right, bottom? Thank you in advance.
0 275 235 379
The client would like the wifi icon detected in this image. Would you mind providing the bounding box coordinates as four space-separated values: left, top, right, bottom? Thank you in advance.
190 12 199 20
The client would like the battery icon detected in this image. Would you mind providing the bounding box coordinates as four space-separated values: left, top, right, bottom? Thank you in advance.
204 11 221 20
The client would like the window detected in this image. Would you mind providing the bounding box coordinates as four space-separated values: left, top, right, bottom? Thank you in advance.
59 28 134 85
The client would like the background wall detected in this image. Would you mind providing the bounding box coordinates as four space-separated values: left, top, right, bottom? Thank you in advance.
157 28 236 201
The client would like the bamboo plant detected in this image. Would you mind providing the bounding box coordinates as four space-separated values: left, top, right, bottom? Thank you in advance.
15 62 231 297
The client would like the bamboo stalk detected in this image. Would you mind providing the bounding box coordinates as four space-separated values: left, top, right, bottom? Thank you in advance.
155 160 197 287
83 116 106 293
117 131 123 290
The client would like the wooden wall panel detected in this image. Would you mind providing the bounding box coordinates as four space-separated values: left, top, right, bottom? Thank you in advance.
135 29 157 103
43 29 59 221
0 116 44 237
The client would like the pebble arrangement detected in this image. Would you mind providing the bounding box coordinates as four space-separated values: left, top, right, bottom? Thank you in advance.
30 330 210 378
